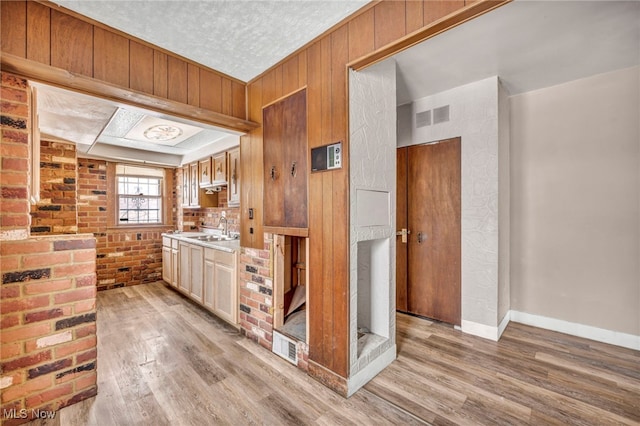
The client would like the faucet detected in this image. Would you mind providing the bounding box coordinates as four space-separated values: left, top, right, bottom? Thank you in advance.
218 211 228 236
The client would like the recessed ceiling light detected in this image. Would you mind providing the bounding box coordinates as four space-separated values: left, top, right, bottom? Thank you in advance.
143 124 183 141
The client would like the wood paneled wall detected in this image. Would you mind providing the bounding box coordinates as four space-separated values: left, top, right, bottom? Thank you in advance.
0 1 246 120
242 0 484 383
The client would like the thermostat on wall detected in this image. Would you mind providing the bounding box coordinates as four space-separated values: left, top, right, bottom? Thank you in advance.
311 142 342 172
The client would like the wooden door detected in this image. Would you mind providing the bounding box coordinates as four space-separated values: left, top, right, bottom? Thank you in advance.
283 89 307 228
397 138 461 325
199 157 212 186
263 99 285 226
396 148 409 312
213 153 227 183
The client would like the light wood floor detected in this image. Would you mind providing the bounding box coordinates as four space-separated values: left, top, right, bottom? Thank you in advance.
28 282 639 425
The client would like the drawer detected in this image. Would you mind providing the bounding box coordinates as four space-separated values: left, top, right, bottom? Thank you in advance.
171 239 179 249
205 248 216 261
215 250 235 266
162 236 171 247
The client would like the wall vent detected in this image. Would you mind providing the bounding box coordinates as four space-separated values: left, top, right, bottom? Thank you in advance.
272 330 298 365
415 110 432 128
433 105 450 124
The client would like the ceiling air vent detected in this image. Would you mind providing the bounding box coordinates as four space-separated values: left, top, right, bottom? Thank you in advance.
272 330 298 365
415 110 432 128
433 105 450 124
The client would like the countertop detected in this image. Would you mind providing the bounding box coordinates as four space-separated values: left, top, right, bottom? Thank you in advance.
162 232 240 253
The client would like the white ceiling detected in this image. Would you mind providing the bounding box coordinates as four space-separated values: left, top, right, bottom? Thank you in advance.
51 0 369 82
394 0 640 104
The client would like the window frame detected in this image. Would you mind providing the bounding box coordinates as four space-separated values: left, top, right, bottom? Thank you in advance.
107 162 173 229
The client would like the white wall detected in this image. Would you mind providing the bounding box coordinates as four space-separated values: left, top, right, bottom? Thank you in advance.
510 66 640 338
348 59 397 395
405 76 510 338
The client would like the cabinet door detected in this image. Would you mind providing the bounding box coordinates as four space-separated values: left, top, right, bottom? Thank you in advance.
283 89 308 228
162 246 171 283
213 153 227 183
189 244 204 303
199 158 212 186
213 253 237 325
204 257 215 310
171 248 179 288
178 242 190 293
263 99 285 227
227 147 240 207
190 163 199 206
182 165 190 206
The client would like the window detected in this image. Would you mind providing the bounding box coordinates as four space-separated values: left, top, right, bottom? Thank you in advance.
116 164 164 225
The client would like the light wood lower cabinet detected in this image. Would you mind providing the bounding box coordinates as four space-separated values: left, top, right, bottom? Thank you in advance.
163 236 238 327
179 241 203 296
204 248 238 325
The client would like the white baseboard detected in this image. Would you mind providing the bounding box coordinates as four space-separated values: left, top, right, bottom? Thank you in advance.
510 311 640 351
461 319 500 341
347 345 396 397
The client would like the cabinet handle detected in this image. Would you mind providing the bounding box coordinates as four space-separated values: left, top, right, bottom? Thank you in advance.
270 166 276 181
291 162 297 177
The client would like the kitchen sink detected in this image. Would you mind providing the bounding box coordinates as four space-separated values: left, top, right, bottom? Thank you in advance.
188 235 235 242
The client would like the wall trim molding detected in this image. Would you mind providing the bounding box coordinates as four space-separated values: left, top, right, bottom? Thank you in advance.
461 320 501 341
510 311 640 351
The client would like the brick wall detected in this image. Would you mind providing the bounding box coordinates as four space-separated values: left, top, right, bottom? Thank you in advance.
1 236 98 425
77 159 170 291
1 72 97 425
30 139 77 235
183 207 240 233
239 233 274 349
1 73 30 241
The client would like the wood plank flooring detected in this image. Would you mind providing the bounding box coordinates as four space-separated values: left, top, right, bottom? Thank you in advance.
27 282 639 425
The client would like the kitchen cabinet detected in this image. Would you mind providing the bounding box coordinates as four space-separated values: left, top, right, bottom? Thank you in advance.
263 88 307 231
190 163 199 207
178 241 203 302
182 162 217 208
199 157 212 186
204 248 238 324
227 147 240 207
162 237 179 288
165 235 238 327
213 152 227 184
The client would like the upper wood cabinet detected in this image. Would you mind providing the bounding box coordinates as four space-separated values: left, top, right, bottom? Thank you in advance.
212 152 227 184
189 163 199 207
199 157 212 186
227 147 240 207
263 89 308 231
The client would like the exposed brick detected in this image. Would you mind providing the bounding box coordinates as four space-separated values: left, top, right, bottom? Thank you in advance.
56 361 95 379
54 313 96 331
0 375 51 403
24 279 73 295
0 240 51 256
1 295 50 315
52 262 95 278
24 308 66 324
28 358 73 379
1 128 28 144
0 342 22 360
54 288 96 305
1 314 20 329
239 304 251 314
2 268 50 284
73 299 95 314
22 252 72 269
61 385 97 408
1 351 52 373
76 275 96 288
25 382 73 408
76 348 96 364
74 371 97 391
75 324 96 339
53 239 96 251
1 284 20 299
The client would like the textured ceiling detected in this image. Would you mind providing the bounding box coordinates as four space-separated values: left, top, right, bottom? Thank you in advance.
52 0 369 82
